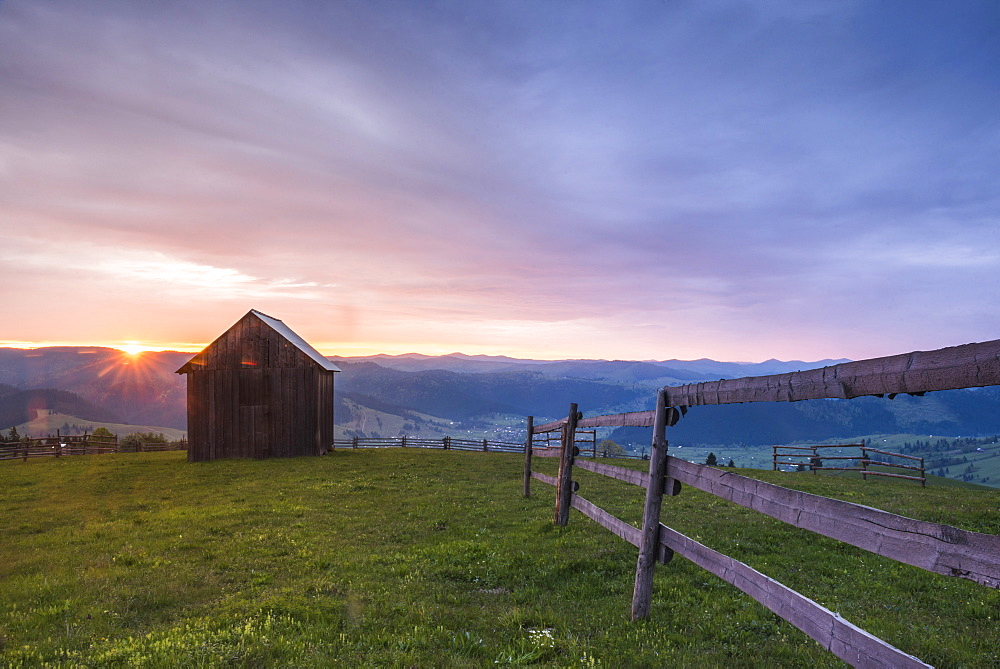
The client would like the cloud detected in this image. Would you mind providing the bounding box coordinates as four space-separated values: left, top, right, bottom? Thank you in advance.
2 0 1000 360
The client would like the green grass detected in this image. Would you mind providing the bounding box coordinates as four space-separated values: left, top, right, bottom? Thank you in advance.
960 443 1000 486
1 450 998 667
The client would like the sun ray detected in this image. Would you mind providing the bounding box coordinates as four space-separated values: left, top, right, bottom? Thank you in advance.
118 341 155 356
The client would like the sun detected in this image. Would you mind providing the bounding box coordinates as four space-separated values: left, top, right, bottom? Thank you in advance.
118 341 154 356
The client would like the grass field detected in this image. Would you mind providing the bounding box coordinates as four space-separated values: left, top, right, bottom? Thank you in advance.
1 449 997 666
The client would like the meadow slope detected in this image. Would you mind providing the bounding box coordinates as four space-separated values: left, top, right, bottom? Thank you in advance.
1 450 997 666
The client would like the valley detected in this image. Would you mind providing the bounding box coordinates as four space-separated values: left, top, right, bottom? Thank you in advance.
2 346 999 486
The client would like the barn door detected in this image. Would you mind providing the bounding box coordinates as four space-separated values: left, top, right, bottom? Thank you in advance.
239 404 270 458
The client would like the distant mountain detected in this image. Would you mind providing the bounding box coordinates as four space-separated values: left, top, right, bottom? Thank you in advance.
0 347 190 428
0 348 650 429
653 357 852 378
517 360 719 385
333 361 648 421
6 347 994 447
0 388 120 431
332 353 849 385
610 387 1000 447
334 352 551 374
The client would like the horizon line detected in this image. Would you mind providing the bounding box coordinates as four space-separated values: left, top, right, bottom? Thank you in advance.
0 341 849 366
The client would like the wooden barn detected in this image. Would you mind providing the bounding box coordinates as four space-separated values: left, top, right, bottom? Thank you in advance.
176 309 340 462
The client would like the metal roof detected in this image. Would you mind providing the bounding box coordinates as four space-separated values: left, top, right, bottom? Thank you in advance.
250 310 341 372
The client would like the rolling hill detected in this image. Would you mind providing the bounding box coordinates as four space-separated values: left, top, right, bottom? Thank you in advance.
609 388 1000 447
8 411 187 442
2 348 998 455
0 347 188 428
332 361 649 421
0 388 120 431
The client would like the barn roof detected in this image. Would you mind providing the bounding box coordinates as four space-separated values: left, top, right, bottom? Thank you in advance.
176 309 341 373
250 310 341 372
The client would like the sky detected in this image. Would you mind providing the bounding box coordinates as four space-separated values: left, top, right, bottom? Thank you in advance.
2 0 999 362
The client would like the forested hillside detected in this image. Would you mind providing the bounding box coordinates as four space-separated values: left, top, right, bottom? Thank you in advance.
0 347 188 429
333 361 648 420
1 348 998 448
610 387 1000 447
0 388 120 430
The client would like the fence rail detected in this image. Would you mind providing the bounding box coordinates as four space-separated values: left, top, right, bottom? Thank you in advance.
772 443 926 485
563 483 926 666
331 436 524 453
522 337 1000 667
0 435 187 461
3 433 516 461
529 438 955 667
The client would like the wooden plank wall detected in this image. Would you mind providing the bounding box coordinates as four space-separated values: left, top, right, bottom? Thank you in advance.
185 313 335 462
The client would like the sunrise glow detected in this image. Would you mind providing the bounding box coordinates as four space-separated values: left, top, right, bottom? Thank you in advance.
117 342 156 356
2 2 999 362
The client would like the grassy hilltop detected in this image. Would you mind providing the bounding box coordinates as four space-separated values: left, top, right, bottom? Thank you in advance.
1 450 997 666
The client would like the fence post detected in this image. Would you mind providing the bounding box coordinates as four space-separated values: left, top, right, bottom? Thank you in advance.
444 436 450 450
523 416 534 498
632 388 670 621
482 438 488 452
401 435 407 448
920 456 926 487
554 403 580 526
861 446 868 481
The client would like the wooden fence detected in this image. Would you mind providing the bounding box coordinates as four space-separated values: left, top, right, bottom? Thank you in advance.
773 443 926 484
523 338 1000 668
535 428 597 456
126 441 189 453
0 434 187 461
330 436 524 454
0 434 117 460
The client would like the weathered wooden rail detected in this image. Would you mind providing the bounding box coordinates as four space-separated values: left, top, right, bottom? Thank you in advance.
773 443 926 484
0 434 188 461
130 441 188 452
522 338 1000 667
0 434 117 461
535 428 597 456
330 436 524 454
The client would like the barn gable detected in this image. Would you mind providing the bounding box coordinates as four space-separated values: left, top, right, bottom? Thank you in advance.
177 309 340 374
177 310 339 461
